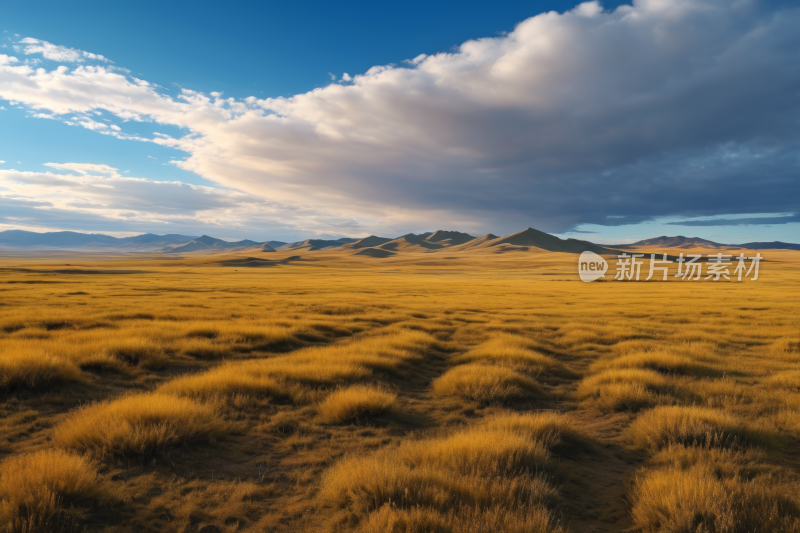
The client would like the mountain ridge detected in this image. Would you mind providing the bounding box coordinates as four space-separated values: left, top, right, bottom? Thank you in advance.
1 230 798 254
620 235 800 251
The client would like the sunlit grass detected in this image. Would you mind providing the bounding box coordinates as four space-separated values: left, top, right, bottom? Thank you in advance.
318 385 398 424
432 364 543 402
0 449 113 533
626 406 780 451
53 393 228 458
319 413 575 532
1 248 799 531
0 342 82 390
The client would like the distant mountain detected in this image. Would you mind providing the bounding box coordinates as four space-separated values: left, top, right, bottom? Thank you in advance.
369 231 479 253
622 236 726 248
737 241 800 251
276 238 359 251
341 236 395 249
464 228 619 255
425 230 476 245
157 235 260 253
0 230 198 250
620 236 800 251
4 229 794 256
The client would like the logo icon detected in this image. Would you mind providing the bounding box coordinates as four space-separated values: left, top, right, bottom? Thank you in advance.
578 251 608 282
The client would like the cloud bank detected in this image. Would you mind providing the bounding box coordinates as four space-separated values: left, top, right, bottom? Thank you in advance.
0 166 370 240
2 0 800 236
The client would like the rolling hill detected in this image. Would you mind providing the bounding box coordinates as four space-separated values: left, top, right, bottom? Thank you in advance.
156 235 261 253
621 235 800 251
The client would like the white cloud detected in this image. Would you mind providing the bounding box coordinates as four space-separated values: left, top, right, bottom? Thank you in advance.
44 162 121 176
341 73 352 82
403 54 427 65
0 165 380 239
0 161 5 164
1 0 800 235
17 38 110 63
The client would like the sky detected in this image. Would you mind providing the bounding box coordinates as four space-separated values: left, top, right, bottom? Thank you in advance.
1 0 799 244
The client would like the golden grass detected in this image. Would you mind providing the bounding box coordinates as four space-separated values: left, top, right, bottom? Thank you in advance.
0 449 113 533
432 363 542 402
53 392 228 457
766 370 800 389
160 330 434 404
627 406 778 451
0 348 82 390
631 445 800 533
452 334 575 378
577 369 670 412
593 349 720 377
318 385 398 424
320 413 573 532
1 247 799 531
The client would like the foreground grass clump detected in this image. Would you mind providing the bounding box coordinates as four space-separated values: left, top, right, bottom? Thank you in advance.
433 363 542 402
320 413 576 532
627 406 777 451
577 369 669 412
319 385 398 424
0 348 82 391
53 393 227 458
0 449 112 533
631 446 800 533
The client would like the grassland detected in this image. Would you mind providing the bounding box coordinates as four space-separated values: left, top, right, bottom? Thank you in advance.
0 245 799 532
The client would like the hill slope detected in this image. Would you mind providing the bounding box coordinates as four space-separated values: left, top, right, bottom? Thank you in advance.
158 235 260 253
467 228 619 255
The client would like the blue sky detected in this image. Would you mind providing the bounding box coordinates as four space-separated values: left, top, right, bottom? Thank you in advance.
1 0 799 243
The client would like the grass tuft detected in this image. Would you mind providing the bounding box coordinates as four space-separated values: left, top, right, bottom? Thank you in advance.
319 413 574 532
577 369 669 412
631 449 800 533
0 449 113 533
453 334 576 379
433 364 542 402
627 406 779 451
53 392 228 458
318 385 398 424
0 348 82 391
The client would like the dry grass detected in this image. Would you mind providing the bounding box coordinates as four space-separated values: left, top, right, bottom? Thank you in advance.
627 406 778 451
0 449 113 533
318 385 398 424
52 393 228 458
593 349 720 377
433 363 543 402
159 330 435 403
452 334 575 378
0 348 82 391
1 247 799 531
320 413 573 532
577 369 670 412
631 445 800 533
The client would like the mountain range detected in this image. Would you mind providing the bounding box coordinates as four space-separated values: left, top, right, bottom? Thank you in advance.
620 235 800 251
0 229 798 255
